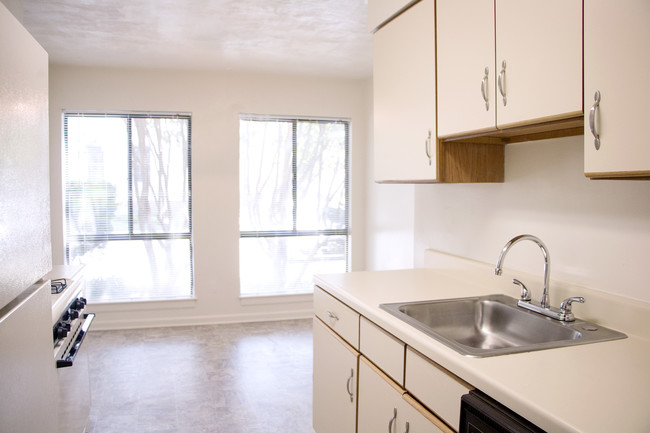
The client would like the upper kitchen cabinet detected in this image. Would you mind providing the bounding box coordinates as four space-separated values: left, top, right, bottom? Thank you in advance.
495 0 582 128
373 0 503 183
436 0 495 137
437 0 583 139
584 0 650 179
373 0 437 182
367 0 418 31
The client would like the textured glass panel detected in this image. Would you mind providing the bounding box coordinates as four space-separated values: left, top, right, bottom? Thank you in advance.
296 121 347 231
68 239 192 302
239 119 293 232
131 117 190 234
239 235 347 297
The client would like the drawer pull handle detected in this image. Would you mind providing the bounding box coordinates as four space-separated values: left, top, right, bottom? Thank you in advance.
388 408 397 433
589 90 601 150
424 129 432 166
481 66 489 111
346 368 354 402
327 311 339 321
498 60 507 106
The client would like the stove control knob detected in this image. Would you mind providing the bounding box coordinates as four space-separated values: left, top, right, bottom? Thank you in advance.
68 309 79 320
54 325 68 340
71 298 87 310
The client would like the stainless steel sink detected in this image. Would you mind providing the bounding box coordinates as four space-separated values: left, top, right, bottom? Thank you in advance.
380 294 626 357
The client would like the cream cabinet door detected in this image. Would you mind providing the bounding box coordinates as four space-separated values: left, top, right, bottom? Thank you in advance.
436 0 496 138
373 0 437 182
495 0 582 128
584 0 650 178
358 357 449 433
312 318 358 433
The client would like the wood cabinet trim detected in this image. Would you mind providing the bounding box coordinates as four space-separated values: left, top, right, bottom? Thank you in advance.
440 115 584 144
437 141 505 183
585 171 650 180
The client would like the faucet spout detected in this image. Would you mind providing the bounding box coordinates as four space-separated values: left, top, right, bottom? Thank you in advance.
494 234 551 309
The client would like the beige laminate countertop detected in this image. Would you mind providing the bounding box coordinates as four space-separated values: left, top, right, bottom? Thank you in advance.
314 265 650 433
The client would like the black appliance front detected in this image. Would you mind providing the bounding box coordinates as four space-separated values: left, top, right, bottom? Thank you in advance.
459 390 546 433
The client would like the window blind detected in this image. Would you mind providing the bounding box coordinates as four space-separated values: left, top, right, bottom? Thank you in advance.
239 115 350 297
63 112 193 302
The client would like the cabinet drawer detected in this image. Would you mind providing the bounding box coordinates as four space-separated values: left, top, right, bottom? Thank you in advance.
359 317 405 384
405 347 473 430
314 287 360 349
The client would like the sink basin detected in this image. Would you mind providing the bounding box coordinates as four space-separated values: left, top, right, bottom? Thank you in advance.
380 294 626 357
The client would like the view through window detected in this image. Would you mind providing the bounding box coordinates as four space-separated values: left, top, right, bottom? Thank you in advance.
239 116 350 297
63 112 193 302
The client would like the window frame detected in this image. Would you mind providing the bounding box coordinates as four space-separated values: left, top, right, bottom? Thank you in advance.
239 115 351 296
62 111 194 301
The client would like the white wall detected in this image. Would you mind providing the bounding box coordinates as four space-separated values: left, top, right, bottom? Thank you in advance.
363 79 416 270
49 65 370 329
413 135 650 303
49 66 648 326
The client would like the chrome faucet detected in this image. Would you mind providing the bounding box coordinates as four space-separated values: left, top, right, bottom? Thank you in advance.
495 234 551 308
494 234 584 321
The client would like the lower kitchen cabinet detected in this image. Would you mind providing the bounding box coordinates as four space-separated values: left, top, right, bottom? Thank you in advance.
312 318 359 433
358 356 453 433
314 286 463 433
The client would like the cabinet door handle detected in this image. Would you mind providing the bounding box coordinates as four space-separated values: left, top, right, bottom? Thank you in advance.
346 368 354 402
481 66 490 111
589 90 601 150
424 130 432 166
498 60 507 106
403 421 410 433
388 408 397 433
327 311 339 321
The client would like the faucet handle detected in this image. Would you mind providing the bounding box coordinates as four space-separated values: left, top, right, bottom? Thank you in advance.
560 296 585 314
512 279 531 302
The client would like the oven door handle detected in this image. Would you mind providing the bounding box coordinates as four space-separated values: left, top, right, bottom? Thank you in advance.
56 313 95 368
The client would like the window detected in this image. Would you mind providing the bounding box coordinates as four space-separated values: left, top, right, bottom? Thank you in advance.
63 112 193 303
239 116 350 297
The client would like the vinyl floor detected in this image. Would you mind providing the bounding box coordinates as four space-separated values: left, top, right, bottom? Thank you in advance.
85 319 315 433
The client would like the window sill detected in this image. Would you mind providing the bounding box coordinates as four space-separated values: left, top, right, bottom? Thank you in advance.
239 292 313 306
87 297 197 312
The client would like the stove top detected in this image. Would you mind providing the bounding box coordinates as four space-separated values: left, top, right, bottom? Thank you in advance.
51 278 67 294
43 265 85 326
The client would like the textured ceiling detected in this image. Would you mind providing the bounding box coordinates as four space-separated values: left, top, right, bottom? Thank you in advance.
21 0 372 78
